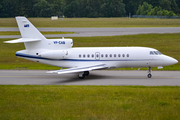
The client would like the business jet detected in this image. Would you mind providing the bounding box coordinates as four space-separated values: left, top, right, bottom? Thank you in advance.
4 17 178 79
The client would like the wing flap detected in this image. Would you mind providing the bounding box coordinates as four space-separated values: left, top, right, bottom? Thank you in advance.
4 38 41 43
47 64 107 74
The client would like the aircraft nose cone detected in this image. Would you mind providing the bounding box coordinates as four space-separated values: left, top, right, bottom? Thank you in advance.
169 57 178 64
173 59 178 64
163 56 178 66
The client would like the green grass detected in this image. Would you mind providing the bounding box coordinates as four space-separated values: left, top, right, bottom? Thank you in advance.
0 31 74 35
1 18 180 27
0 31 20 35
0 33 180 70
0 85 180 120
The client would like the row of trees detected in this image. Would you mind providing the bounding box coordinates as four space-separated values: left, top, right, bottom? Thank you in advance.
0 0 126 17
136 2 177 16
0 0 180 18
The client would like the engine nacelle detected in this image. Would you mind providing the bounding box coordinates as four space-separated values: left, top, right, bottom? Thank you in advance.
47 38 73 49
40 50 68 59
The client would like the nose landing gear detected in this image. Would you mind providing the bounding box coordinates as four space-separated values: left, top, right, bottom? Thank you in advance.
147 67 152 78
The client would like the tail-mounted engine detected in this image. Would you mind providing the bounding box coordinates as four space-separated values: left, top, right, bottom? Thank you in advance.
39 38 72 59
40 50 68 59
47 38 73 49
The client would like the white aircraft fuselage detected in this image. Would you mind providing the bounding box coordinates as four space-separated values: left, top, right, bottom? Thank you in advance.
16 47 177 69
4 17 178 79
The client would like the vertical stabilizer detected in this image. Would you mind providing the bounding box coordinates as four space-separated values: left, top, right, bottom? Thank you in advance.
14 17 48 50
5 17 72 51
16 16 46 40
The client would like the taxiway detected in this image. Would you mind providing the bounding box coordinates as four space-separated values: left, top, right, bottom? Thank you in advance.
1 27 180 38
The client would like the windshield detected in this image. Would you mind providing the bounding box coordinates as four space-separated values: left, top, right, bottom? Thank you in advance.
149 51 162 55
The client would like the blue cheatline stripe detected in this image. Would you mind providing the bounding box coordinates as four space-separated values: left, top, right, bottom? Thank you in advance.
16 52 157 62
16 52 56 61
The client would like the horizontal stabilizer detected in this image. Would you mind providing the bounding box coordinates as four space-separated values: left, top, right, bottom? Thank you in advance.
47 64 107 74
4 38 41 43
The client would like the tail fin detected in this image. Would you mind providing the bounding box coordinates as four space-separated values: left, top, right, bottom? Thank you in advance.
4 16 72 51
4 16 47 50
16 16 46 40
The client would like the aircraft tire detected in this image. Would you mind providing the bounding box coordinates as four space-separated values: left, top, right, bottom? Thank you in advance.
147 74 152 78
79 74 85 79
84 71 89 76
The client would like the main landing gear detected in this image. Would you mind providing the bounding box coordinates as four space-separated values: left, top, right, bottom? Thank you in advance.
147 67 152 78
78 71 89 79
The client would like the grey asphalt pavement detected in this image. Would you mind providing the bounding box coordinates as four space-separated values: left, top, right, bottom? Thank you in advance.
0 27 180 38
0 70 180 86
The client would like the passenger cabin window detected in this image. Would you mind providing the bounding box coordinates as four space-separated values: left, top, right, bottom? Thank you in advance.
78 53 131 59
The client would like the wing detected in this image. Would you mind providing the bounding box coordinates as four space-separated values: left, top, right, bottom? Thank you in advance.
47 63 107 74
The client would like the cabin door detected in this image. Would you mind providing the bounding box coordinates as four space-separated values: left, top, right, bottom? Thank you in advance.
95 52 100 60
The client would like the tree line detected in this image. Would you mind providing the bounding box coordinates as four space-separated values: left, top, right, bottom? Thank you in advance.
0 0 180 18
136 1 178 16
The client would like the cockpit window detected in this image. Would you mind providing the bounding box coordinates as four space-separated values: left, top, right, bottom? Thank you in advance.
150 51 154 55
157 51 162 55
150 51 162 55
154 51 158 55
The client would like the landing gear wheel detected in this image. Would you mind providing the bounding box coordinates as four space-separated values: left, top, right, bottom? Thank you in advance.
147 74 152 78
79 74 85 79
78 71 90 79
84 71 89 76
147 67 152 78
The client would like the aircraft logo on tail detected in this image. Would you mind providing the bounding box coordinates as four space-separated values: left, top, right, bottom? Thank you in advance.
24 24 29 27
